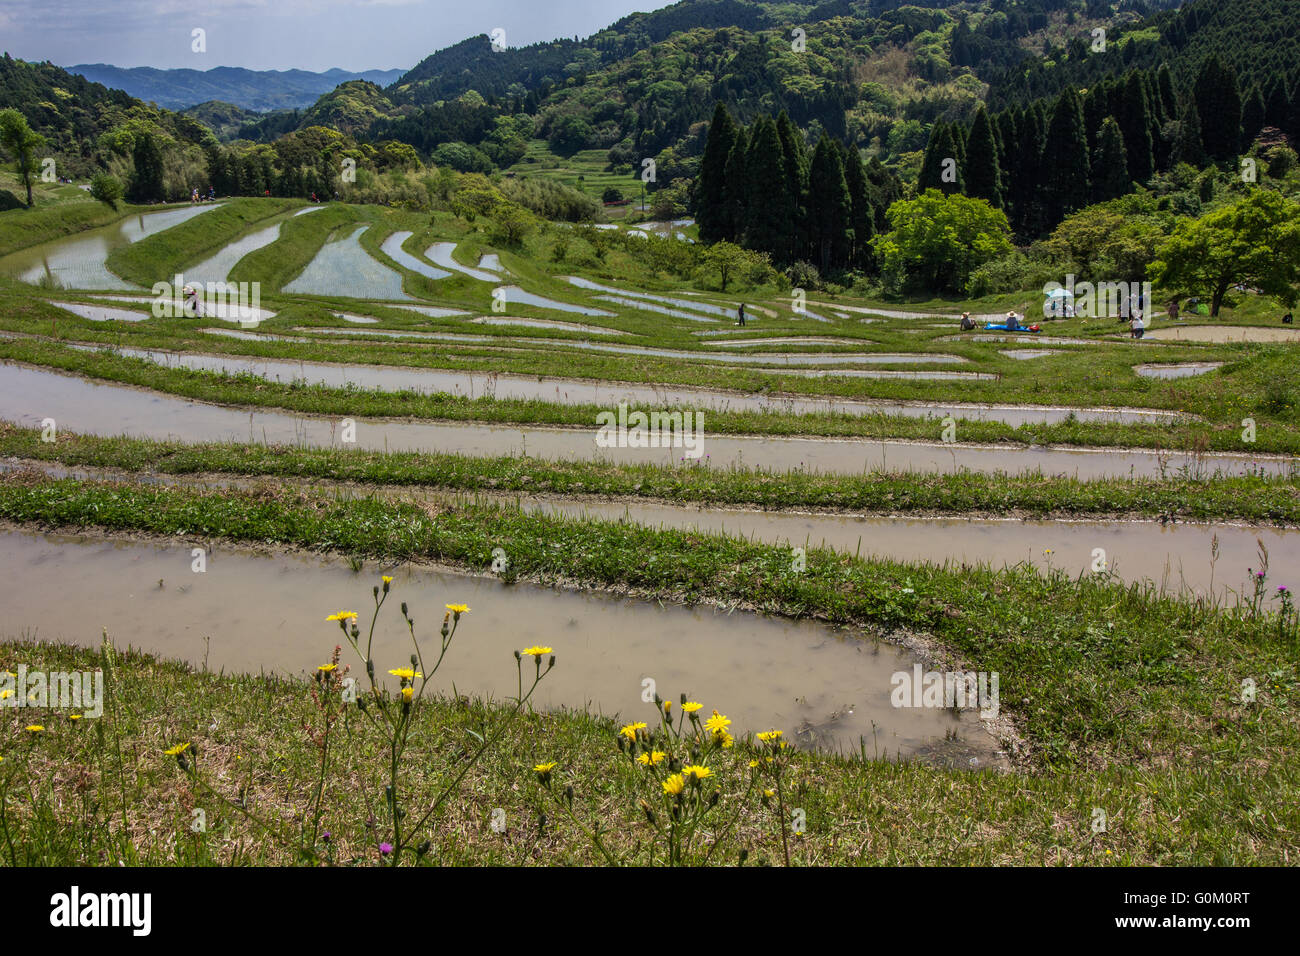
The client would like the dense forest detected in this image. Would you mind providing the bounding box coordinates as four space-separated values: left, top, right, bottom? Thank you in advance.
2 0 1298 300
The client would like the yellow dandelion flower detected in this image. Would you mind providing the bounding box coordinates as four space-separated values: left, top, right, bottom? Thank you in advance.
682 701 703 713
24 724 44 733
619 721 648 740
636 750 667 766
401 687 414 701
68 714 82 721
704 710 731 735
445 604 470 615
749 759 760 768
683 764 712 781
716 731 735 748
325 611 358 623
382 575 394 585
317 663 338 673
163 742 190 756
0 689 12 700
764 789 775 798
534 761 558 774
662 773 686 796
521 646 553 658
388 668 418 681
662 700 672 713
756 729 783 743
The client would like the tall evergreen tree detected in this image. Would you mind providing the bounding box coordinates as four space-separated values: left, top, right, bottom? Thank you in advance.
864 156 902 233
775 111 809 263
721 126 749 243
1194 56 1242 160
1118 71 1155 185
742 117 791 260
919 123 963 195
1264 76 1292 130
807 135 852 274
1241 85 1266 150
962 105 1003 207
696 102 738 243
129 132 166 203
843 143 876 273
1083 87 1107 155
1171 98 1206 167
1156 65 1178 121
1092 116 1131 203
1040 86 1090 224
995 109 1018 185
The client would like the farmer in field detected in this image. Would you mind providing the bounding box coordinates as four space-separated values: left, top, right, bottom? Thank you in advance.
1130 313 1145 339
960 311 975 331
737 303 747 326
1004 310 1020 331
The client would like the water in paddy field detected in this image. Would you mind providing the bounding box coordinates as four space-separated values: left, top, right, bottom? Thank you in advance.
0 528 1005 766
1133 363 1224 378
508 497 1300 605
567 276 738 320
595 294 721 322
183 222 283 285
0 205 218 290
471 317 626 335
0 362 1293 479
282 225 412 300
380 231 451 281
1144 326 1300 343
496 285 615 317
424 242 500 282
48 345 1184 425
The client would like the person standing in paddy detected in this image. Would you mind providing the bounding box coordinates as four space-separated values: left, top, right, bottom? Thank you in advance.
737 303 747 326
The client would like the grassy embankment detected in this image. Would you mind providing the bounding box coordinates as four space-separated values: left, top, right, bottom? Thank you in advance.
0 474 1295 864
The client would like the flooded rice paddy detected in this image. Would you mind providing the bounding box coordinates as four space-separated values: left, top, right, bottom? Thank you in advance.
1 362 1289 479
0 527 1003 763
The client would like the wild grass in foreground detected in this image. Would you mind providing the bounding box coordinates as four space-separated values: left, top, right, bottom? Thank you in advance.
1 624 1294 865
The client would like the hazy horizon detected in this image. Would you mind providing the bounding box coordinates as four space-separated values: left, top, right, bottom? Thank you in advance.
0 0 675 73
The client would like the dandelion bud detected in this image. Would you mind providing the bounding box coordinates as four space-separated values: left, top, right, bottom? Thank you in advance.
350 622 359 640
441 619 450 638
680 692 687 705
738 848 749 865
357 697 368 711
564 785 574 807
708 789 720 808
409 653 418 669
373 585 379 599
513 649 521 662
547 655 556 670
640 800 657 826
401 601 408 617
366 659 374 679
416 841 430 857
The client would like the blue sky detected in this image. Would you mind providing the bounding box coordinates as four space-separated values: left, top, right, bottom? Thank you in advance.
0 0 675 72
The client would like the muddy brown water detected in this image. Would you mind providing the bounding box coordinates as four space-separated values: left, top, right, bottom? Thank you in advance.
513 498 1300 602
0 527 1003 764
1144 326 1300 344
50 345 1186 426
2 363 1293 479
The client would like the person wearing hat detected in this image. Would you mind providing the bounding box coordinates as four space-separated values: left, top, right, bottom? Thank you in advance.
960 311 975 331
1005 310 1020 331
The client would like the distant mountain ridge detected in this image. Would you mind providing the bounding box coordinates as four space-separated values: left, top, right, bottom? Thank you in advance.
64 64 406 111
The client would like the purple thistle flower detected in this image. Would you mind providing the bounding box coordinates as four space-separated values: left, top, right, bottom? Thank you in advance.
379 842 393 855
